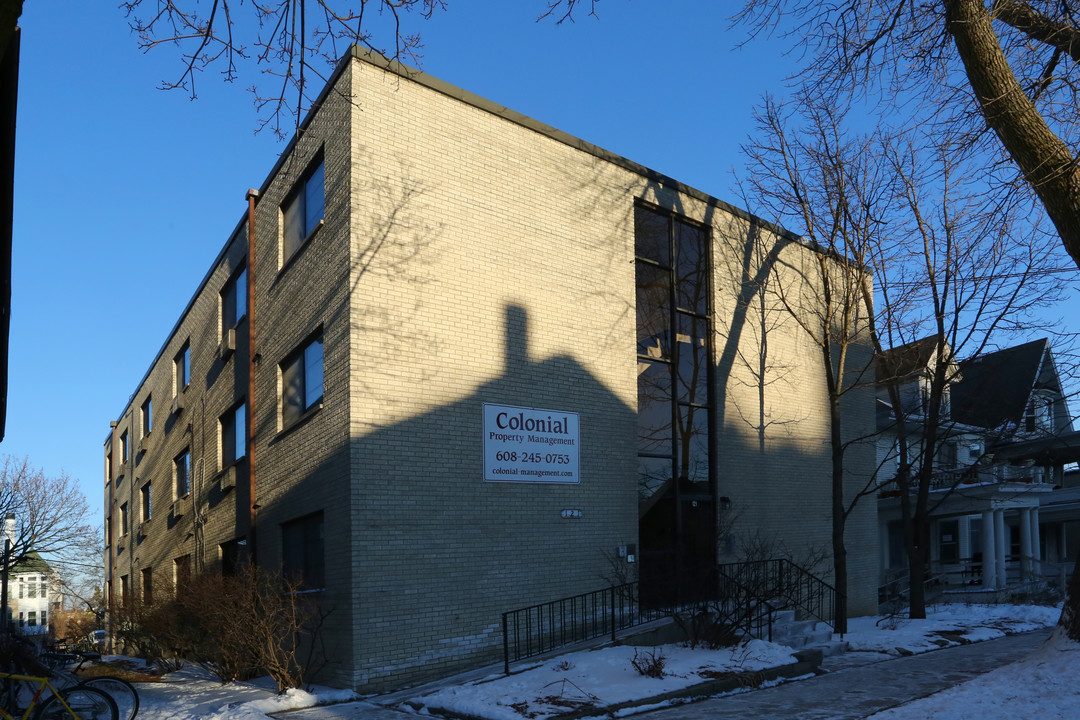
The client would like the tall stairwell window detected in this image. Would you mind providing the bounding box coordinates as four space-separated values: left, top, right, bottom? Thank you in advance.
635 203 715 602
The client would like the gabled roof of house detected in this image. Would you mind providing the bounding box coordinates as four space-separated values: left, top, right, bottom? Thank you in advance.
12 552 52 575
951 339 1050 430
876 337 941 383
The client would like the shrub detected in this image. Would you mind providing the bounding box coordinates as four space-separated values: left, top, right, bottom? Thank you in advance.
630 648 666 678
108 568 328 691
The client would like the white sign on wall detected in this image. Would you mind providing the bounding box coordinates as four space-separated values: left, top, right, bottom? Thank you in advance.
483 403 580 483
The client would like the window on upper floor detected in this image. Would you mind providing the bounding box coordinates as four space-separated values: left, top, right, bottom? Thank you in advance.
220 402 247 467
141 395 152 437
281 156 325 263
175 342 191 395
1025 393 1054 433
120 430 129 464
120 575 130 605
120 502 129 536
281 512 324 590
141 481 152 523
281 333 324 427
27 581 36 599
175 450 191 498
221 265 248 333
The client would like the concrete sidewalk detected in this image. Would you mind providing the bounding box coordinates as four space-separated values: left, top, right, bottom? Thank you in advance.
276 628 1052 720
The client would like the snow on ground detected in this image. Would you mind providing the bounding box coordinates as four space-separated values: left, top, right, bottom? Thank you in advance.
843 603 1061 656
408 639 798 720
865 627 1080 720
133 665 356 720
126 602 1063 720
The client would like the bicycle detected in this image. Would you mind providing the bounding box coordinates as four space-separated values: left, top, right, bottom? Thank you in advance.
0 671 117 720
37 654 137 720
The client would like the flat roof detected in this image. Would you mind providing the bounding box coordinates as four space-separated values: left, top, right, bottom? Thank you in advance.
108 47 816 430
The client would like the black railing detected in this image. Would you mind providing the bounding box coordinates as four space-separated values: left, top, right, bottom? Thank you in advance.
501 582 670 674
501 559 840 672
716 558 841 633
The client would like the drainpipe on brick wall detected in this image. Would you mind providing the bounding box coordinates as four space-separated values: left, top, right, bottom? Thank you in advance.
246 188 260 566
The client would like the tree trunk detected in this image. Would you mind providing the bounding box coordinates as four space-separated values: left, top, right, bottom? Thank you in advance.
1060 557 1080 640
944 0 1080 269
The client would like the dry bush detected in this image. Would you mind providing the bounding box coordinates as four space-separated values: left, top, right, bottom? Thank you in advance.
108 568 328 691
630 648 666 678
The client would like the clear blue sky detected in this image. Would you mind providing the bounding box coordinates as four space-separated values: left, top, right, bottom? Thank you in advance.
4 1 1079 526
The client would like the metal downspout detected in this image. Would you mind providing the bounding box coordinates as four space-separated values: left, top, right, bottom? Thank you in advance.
246 189 260 565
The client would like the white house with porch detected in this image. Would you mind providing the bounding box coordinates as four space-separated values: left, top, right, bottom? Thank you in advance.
877 338 1080 601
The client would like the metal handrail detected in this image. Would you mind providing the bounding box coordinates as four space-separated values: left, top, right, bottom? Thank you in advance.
501 558 841 673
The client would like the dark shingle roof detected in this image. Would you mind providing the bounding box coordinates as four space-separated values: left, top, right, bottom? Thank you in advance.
951 339 1049 430
11 552 52 575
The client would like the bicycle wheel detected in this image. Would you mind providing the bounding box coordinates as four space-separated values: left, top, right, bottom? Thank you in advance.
34 686 118 720
79 678 138 720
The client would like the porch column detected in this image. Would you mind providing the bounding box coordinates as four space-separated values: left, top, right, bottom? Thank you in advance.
994 510 1008 587
981 510 997 588
1031 507 1043 578
1020 508 1033 579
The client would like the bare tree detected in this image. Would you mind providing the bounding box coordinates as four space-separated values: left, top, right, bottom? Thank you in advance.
739 94 889 632
0 455 99 627
739 92 1072 618
120 0 446 137
728 0 1080 270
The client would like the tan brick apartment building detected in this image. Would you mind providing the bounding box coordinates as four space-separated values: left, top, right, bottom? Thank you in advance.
104 48 879 691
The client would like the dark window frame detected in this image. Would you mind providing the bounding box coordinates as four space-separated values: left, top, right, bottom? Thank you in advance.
220 401 247 467
281 331 324 428
281 512 325 591
175 449 191 498
221 263 248 334
141 395 153 437
175 341 192 397
281 153 326 265
141 480 152 522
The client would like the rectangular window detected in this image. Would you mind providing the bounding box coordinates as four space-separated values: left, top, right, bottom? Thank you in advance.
27 611 36 627
141 481 152 522
40 611 46 627
27 582 36 599
141 395 152 437
175 342 191 394
174 555 191 591
120 575 130 604
120 430 129 463
281 334 324 426
17 582 22 599
939 519 960 563
282 158 325 262
39 582 46 598
220 539 245 577
281 512 324 590
222 265 248 332
120 502 129 536
141 567 153 604
220 402 247 466
175 450 191 498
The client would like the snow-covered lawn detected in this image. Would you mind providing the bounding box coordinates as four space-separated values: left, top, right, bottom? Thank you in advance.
126 603 1067 720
